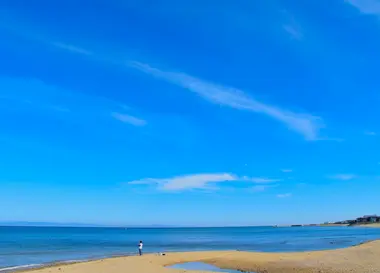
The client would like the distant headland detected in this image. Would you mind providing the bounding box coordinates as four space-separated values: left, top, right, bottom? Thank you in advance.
274 214 380 228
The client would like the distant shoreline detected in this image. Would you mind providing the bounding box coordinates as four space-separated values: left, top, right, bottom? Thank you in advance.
279 223 380 228
315 223 349 227
350 223 380 228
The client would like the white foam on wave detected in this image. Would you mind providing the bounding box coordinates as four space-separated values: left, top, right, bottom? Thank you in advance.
0 259 89 273
0 264 42 272
0 253 135 272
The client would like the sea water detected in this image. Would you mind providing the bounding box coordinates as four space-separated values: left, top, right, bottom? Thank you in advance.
167 262 248 273
0 226 379 271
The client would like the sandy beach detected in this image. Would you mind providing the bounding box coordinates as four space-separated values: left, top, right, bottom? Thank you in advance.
23 240 380 273
357 223 380 228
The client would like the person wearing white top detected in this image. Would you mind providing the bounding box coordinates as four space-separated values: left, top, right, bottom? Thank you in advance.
138 241 143 256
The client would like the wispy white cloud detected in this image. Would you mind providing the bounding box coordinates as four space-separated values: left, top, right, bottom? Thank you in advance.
277 193 292 198
128 62 324 141
51 42 93 55
345 0 380 16
252 185 268 192
1 95 71 113
251 184 279 192
127 173 280 191
44 44 327 141
0 77 146 127
281 169 293 173
364 131 377 136
248 177 280 183
283 24 303 40
281 10 303 40
329 174 357 181
111 112 147 126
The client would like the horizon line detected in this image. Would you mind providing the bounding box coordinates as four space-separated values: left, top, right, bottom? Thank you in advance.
0 222 281 229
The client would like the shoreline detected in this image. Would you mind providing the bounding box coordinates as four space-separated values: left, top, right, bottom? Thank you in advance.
8 240 380 273
352 223 380 228
0 254 137 273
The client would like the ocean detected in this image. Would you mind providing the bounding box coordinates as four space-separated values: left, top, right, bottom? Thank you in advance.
0 226 379 271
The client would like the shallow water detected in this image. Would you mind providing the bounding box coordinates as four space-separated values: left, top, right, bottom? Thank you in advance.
1 226 379 270
167 262 252 273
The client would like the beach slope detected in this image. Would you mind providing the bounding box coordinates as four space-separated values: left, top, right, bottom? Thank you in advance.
25 240 380 273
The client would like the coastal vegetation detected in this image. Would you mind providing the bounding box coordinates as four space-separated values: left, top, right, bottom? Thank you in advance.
300 214 380 227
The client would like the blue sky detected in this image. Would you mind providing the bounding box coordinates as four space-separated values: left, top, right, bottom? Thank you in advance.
1 0 380 227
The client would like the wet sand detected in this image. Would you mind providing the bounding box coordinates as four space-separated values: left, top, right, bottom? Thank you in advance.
23 240 380 273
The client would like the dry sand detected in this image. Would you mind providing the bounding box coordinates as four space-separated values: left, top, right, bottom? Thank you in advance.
23 240 380 273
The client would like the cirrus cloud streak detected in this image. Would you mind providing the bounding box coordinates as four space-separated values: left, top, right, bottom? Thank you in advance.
128 62 324 141
127 173 281 191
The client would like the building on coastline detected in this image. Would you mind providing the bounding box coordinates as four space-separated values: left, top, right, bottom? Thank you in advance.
356 215 380 223
330 214 380 225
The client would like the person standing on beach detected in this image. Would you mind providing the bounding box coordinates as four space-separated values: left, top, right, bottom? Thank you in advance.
138 241 143 256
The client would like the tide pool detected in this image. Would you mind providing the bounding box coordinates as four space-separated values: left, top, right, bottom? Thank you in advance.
167 262 253 273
